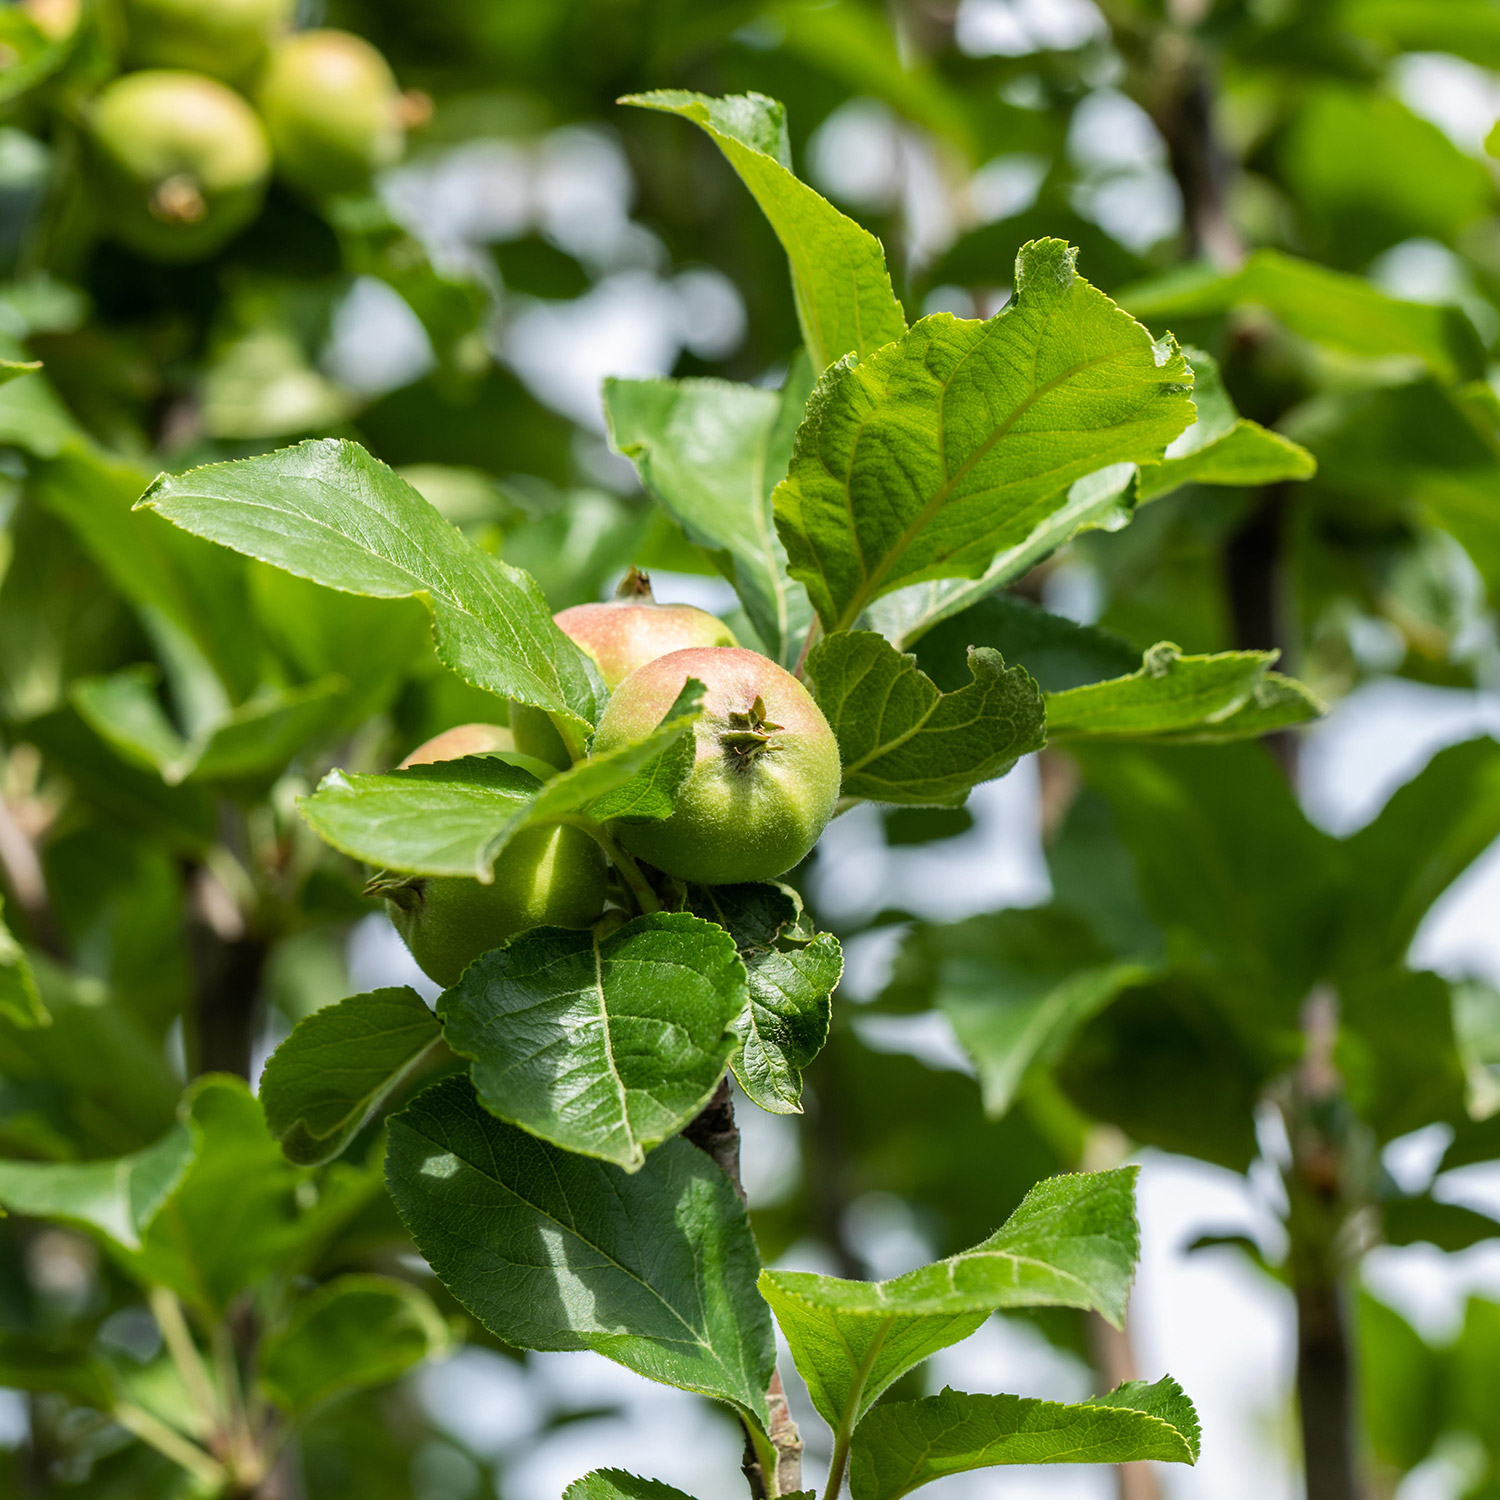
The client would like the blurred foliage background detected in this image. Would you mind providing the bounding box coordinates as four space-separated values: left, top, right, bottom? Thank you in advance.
5 0 1500 1498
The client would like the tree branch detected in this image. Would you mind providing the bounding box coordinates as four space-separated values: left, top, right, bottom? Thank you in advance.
683 1077 804 1498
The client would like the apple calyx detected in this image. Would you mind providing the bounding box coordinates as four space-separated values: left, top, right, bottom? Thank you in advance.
720 695 783 768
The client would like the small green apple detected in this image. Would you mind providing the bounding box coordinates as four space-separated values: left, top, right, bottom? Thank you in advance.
258 30 404 196
590 646 841 885
122 0 294 81
383 726 606 987
88 71 271 263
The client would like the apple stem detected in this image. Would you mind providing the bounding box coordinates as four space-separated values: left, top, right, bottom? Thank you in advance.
615 566 655 601
566 817 661 914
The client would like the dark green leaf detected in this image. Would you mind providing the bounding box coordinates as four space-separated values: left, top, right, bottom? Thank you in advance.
385 1074 777 1422
848 1378 1200 1500
774 238 1192 633
0 1336 114 1409
805 631 1044 806
260 989 443 1166
439 914 746 1170
0 899 46 1029
1337 738 1500 978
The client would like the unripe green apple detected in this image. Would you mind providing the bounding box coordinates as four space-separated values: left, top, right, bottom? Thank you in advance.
258 30 404 196
123 0 294 81
384 726 606 987
88 71 271 263
512 576 738 770
590 647 841 885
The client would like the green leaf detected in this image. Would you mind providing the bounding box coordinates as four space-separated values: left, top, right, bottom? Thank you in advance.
863 463 1138 651
1350 0 1500 66
300 686 702 877
0 899 46 1029
0 358 42 385
260 1274 453 1414
690 882 841 1114
1337 738 1500 978
135 440 601 747
892 907 1159 1117
72 667 350 784
385 1074 777 1422
1383 1192 1500 1252
915 594 1140 694
134 1077 380 1316
260 988 443 1166
805 631 1045 806
1137 348 1316 501
621 91 905 371
0 1335 115 1409
440 913 746 1170
848 1377 1200 1500
563 1475 698 1500
775 239 1194 633
1043 644 1288 743
1079 744 1342 1029
603 369 815 664
1120 250 1485 384
759 1167 1140 1434
730 933 841 1115
1146 673 1326 744
0 1119 194 1251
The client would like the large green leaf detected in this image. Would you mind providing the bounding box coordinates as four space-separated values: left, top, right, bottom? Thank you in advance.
759 1167 1139 1434
135 440 602 748
775 239 1194 633
259 1274 453 1414
0 899 46 1029
603 369 815 663
385 1074 777 1423
622 91 905 372
440 913 745 1170
849 1378 1200 1500
1137 348 1316 500
0 1117 193 1251
300 685 701 877
1337 738 1500 978
260 988 444 1166
804 631 1045 806
1120 250 1485 384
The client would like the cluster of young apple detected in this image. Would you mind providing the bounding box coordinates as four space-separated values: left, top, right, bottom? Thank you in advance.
387 577 842 987
83 0 414 262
